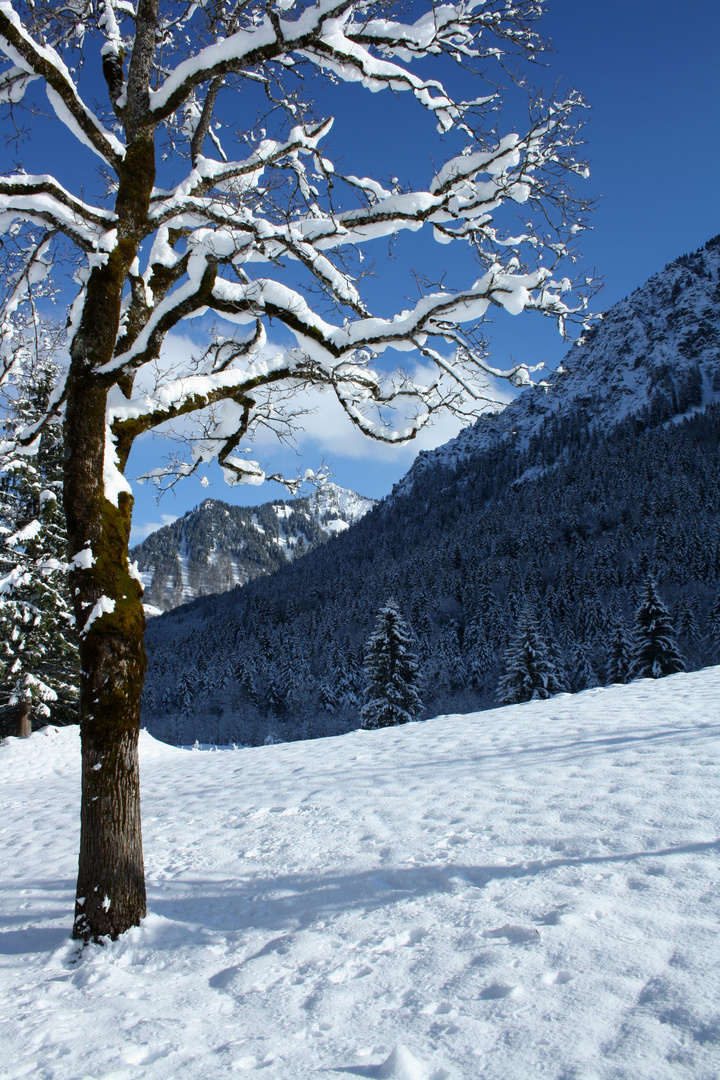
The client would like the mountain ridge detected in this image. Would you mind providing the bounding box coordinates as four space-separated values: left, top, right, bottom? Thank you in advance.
396 233 720 495
132 481 375 613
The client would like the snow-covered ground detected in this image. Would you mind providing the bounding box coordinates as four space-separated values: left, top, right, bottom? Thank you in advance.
2 671 720 1080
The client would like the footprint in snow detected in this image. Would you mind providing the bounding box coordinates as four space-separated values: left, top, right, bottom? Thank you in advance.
209 964 240 989
458 887 485 900
375 928 427 953
541 970 574 985
441 833 469 847
534 904 569 926
480 982 520 1000
233 1054 276 1070
482 924 539 944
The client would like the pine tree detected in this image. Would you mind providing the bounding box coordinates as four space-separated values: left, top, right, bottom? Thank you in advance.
631 578 685 679
707 591 720 651
0 348 79 736
570 641 600 692
435 619 467 695
465 614 494 690
606 620 635 684
497 612 562 705
674 595 701 656
361 601 423 729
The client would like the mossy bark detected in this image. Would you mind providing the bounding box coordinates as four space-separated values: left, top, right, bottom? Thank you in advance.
65 370 148 942
64 129 155 943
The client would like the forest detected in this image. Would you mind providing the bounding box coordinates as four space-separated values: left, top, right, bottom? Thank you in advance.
143 394 720 745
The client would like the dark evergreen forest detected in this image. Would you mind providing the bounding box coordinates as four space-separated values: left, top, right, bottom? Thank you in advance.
143 400 720 745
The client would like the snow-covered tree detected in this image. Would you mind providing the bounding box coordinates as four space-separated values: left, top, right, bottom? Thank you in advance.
631 578 685 680
0 0 591 940
707 590 720 651
497 611 562 704
465 614 494 689
0 341 79 736
435 619 467 695
605 619 634 684
361 601 422 729
569 640 599 693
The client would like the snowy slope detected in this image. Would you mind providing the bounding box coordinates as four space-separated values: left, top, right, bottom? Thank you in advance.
398 236 720 494
3 671 720 1079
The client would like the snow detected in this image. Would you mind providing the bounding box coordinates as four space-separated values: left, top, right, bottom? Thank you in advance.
2 669 720 1078
80 594 115 635
70 547 95 570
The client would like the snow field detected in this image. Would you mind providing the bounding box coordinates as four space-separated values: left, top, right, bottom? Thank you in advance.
2 670 720 1079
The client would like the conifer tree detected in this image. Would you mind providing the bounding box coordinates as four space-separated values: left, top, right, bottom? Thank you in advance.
570 641 600 692
707 591 720 651
435 620 467 695
0 345 79 736
606 620 635 684
631 578 685 679
497 612 562 705
465 615 494 690
361 601 422 729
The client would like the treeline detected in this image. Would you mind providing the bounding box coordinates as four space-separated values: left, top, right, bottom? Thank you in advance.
142 401 720 746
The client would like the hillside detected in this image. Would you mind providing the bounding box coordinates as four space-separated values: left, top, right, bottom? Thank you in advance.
142 237 720 747
399 234 720 493
3 670 720 1079
131 482 375 614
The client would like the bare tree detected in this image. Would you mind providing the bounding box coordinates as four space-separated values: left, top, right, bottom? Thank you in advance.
0 0 591 941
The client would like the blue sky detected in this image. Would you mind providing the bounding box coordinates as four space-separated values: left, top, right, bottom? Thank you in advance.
126 0 720 543
8 0 719 542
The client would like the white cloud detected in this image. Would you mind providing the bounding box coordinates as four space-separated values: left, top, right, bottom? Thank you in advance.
128 332 520 501
245 359 517 466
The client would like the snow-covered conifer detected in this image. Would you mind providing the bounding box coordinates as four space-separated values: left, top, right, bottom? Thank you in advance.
606 620 635 684
435 620 467 695
361 602 422 729
707 591 720 649
631 578 685 679
497 612 562 705
0 345 78 736
465 615 494 690
570 642 600 693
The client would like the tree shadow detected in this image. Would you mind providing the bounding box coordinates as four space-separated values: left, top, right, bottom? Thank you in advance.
0 926 70 955
3 837 716 952
146 837 720 934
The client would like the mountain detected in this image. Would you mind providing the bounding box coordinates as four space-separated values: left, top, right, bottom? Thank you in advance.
131 482 375 614
142 236 720 746
398 235 720 494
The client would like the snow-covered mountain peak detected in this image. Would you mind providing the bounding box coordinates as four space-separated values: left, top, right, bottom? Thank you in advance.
398 235 720 494
131 483 376 614
305 481 376 531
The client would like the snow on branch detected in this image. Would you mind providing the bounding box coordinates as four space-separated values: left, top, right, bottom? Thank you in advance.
0 175 115 251
0 2 125 168
0 0 592 513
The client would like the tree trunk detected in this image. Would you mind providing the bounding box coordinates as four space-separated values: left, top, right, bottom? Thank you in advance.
73 700 146 941
17 701 31 738
58 108 156 940
65 361 147 942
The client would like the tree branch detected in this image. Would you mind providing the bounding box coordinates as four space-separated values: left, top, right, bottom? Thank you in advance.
0 5 125 169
